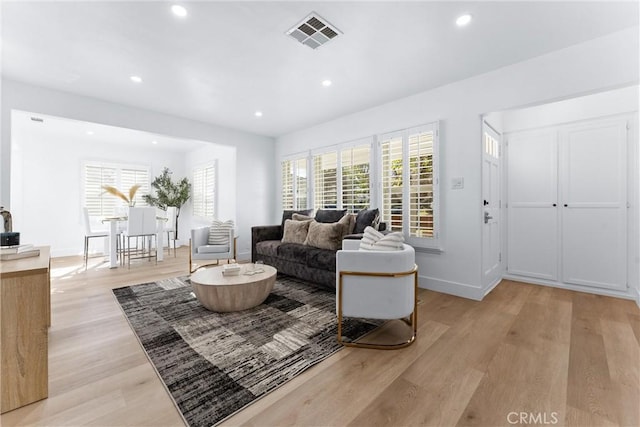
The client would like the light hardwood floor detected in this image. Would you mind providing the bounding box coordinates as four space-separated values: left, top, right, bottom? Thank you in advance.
1 247 638 426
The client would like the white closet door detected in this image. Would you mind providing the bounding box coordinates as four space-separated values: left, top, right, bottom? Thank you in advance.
561 118 627 290
507 130 558 280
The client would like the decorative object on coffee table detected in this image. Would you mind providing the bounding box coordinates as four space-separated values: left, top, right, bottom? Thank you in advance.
112 275 380 427
191 263 276 312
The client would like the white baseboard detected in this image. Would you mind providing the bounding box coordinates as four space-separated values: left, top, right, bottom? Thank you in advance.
634 287 640 309
418 275 484 301
503 274 637 301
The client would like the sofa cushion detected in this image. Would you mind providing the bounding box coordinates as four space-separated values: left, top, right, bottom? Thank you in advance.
292 212 313 221
305 247 336 271
208 219 234 245
360 226 404 251
339 213 357 235
304 220 346 251
281 209 313 229
315 209 347 223
282 219 312 244
197 244 230 254
277 242 309 262
354 208 380 234
255 240 280 257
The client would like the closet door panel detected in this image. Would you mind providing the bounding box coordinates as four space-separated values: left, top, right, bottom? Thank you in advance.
507 130 558 280
561 119 627 290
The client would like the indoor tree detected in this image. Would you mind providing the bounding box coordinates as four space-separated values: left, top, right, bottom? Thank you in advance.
143 167 191 238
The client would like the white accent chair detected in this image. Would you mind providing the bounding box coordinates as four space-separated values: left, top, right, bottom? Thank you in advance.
336 239 418 349
123 207 158 268
190 226 236 273
82 207 110 270
160 206 177 256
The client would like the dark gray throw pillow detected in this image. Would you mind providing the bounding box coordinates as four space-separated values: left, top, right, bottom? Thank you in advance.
315 209 347 223
354 208 380 234
281 209 313 229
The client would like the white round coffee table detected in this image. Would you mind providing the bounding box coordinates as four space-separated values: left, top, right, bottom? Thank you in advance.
190 264 277 312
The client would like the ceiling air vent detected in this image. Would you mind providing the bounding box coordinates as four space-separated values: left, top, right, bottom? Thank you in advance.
286 12 341 50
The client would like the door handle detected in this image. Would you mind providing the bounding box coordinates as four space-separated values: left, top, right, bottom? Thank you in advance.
484 211 493 224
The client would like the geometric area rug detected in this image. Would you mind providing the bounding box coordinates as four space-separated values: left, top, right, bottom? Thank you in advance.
112 275 380 427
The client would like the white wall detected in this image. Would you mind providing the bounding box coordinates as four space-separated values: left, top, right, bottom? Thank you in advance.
501 86 639 132
1 79 275 260
276 27 639 300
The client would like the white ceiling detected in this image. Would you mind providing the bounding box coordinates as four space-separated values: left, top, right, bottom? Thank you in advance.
2 1 638 138
12 110 207 153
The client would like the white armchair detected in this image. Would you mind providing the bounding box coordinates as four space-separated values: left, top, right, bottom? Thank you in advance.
336 239 418 349
189 226 237 273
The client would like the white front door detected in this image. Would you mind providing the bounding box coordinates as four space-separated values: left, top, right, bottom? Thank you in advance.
482 123 503 288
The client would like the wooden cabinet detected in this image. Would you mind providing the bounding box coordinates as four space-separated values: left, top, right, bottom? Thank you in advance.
506 117 628 291
0 246 50 413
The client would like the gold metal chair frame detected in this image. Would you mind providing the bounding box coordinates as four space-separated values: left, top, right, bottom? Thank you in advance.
189 237 238 274
337 265 418 350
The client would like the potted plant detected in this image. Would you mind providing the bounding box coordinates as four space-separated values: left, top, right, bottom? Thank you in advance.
143 168 191 238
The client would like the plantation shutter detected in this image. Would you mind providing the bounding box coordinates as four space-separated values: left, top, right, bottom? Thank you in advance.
120 167 150 207
408 129 434 238
294 158 308 210
84 164 117 216
380 134 404 232
281 160 294 210
193 163 216 218
313 152 338 209
341 145 370 213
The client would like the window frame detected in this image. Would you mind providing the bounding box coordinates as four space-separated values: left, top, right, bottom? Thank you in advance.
281 154 309 210
378 122 440 249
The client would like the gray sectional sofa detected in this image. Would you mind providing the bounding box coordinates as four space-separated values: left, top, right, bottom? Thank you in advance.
251 209 384 289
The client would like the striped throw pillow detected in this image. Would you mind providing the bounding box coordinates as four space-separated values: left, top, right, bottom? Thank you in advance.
359 226 404 251
208 220 234 245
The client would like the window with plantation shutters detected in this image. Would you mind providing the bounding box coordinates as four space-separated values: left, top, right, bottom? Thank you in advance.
313 152 337 209
121 168 150 208
312 141 372 212
281 156 308 210
83 162 149 217
341 145 370 212
380 122 439 247
381 135 403 232
193 163 216 218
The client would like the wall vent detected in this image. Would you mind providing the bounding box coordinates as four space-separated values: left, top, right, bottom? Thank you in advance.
286 12 341 50
30 117 44 123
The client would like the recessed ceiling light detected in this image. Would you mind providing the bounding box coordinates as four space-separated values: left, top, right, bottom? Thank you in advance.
130 75 143 83
255 111 263 117
322 80 332 87
456 14 472 26
86 131 94 135
152 140 158 145
171 5 188 17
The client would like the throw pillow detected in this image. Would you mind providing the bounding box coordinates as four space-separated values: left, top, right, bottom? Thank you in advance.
281 209 313 229
292 213 313 221
359 226 404 251
208 219 234 245
338 213 356 235
314 209 347 223
304 220 346 251
282 218 312 244
354 208 380 234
